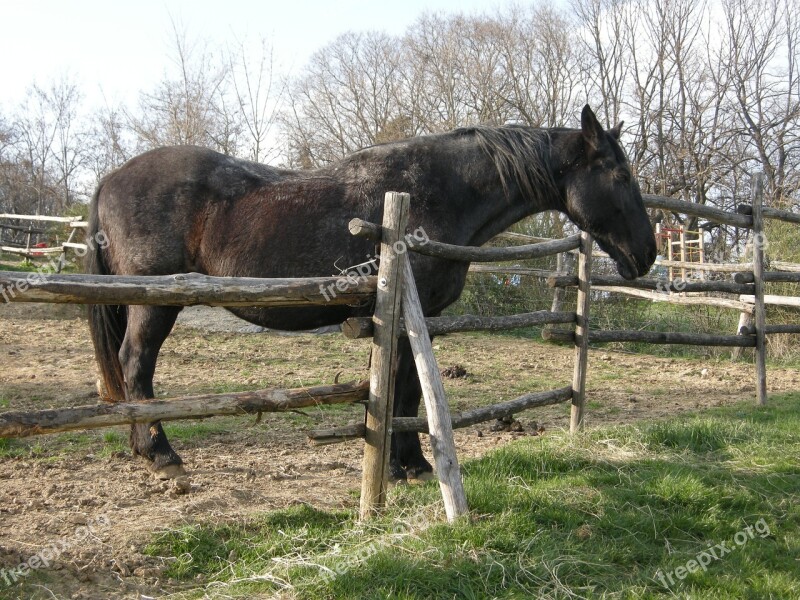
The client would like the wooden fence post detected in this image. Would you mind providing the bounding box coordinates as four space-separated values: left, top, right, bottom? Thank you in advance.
751 174 768 406
359 192 409 520
546 252 567 335
401 256 470 522
570 231 593 433
732 310 754 360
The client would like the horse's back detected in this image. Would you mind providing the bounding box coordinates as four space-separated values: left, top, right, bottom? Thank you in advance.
95 147 279 275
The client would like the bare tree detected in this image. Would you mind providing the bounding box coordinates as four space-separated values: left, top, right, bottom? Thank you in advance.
12 77 85 213
497 4 583 126
718 0 800 206
126 18 232 152
228 37 286 163
283 31 406 166
86 102 133 183
572 0 630 125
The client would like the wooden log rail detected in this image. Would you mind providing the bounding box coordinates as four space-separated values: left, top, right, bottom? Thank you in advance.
737 203 800 225
547 273 754 295
740 294 800 307
643 195 753 228
0 271 377 307
542 328 756 347
409 233 581 262
0 223 47 234
348 217 581 262
733 271 800 284
655 260 754 273
740 324 800 335
0 381 369 438
594 286 754 313
1 246 68 256
0 214 85 224
341 310 577 339
467 265 559 278
308 386 573 444
643 193 800 227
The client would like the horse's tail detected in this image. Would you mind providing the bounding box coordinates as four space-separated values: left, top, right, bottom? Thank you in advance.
86 180 127 402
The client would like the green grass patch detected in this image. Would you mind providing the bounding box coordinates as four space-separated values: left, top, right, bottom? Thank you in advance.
144 393 800 599
0 427 131 460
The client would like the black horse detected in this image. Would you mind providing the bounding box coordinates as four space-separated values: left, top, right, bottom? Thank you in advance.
87 105 656 480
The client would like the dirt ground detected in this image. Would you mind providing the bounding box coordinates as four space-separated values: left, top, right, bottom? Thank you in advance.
0 302 798 600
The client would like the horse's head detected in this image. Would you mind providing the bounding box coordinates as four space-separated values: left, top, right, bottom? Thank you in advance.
554 105 657 280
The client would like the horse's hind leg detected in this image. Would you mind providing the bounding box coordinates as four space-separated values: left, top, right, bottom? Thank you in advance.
390 337 434 482
119 305 184 479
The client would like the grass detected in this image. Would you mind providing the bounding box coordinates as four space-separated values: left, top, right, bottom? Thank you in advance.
144 393 800 599
0 254 81 274
0 428 127 459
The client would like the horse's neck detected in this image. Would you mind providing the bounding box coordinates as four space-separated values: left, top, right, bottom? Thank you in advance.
461 192 535 248
456 136 559 248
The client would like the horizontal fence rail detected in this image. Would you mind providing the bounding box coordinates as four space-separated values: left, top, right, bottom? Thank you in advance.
644 193 800 227
308 386 573 444
348 218 581 262
341 310 577 339
0 213 86 224
0 271 377 307
734 271 800 284
0 381 369 438
547 273 755 295
542 328 757 347
642 195 753 227
736 203 800 225
467 265 560 278
408 233 581 262
594 286 755 312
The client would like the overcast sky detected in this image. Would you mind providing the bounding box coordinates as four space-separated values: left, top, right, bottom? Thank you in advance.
1 0 514 111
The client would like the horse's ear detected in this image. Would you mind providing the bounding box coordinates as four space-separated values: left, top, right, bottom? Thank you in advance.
581 105 605 149
610 121 624 140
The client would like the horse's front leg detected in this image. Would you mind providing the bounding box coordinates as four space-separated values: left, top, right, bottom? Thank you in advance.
119 306 185 479
389 336 435 482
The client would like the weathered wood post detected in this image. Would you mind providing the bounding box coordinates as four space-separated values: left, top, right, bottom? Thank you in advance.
546 252 567 335
359 192 409 520
570 231 593 433
58 227 78 273
751 173 768 405
732 310 754 360
679 228 687 282
401 256 470 521
24 223 33 258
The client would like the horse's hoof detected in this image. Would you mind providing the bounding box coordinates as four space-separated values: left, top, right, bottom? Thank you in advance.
152 463 186 480
389 460 407 483
407 470 436 484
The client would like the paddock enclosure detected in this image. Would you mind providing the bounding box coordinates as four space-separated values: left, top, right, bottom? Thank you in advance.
1 174 798 523
0 213 88 272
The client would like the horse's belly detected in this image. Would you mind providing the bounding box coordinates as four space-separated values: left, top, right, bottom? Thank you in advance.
225 306 356 331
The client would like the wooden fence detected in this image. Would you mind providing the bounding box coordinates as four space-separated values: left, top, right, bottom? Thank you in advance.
477 174 797 408
0 213 88 271
0 177 796 522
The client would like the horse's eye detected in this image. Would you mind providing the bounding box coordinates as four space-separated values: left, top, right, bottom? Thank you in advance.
615 170 631 184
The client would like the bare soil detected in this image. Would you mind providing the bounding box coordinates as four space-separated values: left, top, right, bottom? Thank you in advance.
0 302 797 599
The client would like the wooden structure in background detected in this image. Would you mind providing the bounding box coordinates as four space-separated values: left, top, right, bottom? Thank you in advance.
0 214 88 271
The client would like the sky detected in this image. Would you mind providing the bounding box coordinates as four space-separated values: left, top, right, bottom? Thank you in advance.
1 0 513 112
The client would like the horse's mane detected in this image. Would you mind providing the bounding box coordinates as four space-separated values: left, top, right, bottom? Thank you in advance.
463 125 559 206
